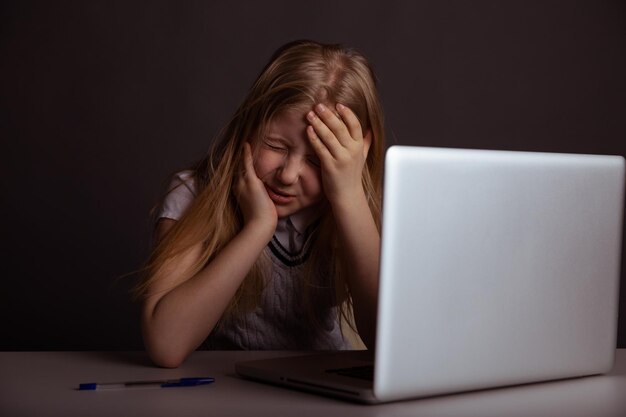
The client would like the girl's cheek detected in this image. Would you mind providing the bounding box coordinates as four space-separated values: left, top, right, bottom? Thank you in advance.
304 169 325 200
254 151 281 179
251 156 262 176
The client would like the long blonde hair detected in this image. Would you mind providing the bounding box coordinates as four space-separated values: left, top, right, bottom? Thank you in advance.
135 39 385 334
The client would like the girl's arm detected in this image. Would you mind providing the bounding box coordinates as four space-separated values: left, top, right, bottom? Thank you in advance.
153 218 176 243
141 144 277 368
306 103 380 349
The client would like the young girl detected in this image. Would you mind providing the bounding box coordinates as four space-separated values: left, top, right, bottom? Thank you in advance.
135 40 385 368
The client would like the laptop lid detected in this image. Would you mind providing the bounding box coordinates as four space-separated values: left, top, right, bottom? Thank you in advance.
373 146 624 402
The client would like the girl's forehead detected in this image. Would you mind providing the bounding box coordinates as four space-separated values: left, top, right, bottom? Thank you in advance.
266 109 309 138
272 107 309 123
269 102 339 128
256 109 317 153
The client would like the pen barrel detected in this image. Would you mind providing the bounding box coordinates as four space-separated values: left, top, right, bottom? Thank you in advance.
78 377 214 390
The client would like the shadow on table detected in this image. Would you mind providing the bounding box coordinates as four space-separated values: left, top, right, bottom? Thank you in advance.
76 351 154 367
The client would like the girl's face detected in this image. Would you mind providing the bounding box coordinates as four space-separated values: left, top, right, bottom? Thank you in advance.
253 109 325 218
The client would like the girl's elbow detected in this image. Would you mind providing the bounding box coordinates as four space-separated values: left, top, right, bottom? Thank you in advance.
153 355 185 369
146 345 187 368
142 327 189 368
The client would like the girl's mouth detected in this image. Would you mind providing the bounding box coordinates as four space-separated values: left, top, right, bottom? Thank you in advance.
265 185 295 205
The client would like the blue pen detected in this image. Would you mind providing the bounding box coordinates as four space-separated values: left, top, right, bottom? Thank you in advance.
78 377 215 391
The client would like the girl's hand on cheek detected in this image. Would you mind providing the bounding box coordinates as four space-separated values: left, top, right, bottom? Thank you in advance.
306 103 370 206
235 143 278 235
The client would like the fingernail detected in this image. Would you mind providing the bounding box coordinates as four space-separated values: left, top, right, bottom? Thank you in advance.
307 111 316 121
316 103 326 112
336 103 345 111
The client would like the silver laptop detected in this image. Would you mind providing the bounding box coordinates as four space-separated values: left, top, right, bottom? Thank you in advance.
235 146 625 404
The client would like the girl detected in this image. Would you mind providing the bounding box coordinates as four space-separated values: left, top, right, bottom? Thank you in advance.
135 40 385 368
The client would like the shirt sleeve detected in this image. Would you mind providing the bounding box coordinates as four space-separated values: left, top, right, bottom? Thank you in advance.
156 170 197 221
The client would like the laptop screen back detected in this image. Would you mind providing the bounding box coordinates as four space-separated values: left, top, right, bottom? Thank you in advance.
374 146 624 402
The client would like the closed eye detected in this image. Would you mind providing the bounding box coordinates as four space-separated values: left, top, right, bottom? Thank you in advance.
263 140 287 152
307 155 321 168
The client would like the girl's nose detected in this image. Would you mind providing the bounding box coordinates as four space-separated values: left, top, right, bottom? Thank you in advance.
277 156 302 185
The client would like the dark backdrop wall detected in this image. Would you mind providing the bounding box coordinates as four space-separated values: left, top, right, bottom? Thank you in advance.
2 0 625 350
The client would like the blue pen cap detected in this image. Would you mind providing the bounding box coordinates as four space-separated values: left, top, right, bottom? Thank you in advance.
79 383 97 391
180 377 214 385
161 377 215 388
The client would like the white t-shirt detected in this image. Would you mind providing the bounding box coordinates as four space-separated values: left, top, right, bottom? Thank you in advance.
157 170 315 253
155 171 351 350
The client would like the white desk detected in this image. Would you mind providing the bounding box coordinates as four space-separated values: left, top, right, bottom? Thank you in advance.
1 350 625 416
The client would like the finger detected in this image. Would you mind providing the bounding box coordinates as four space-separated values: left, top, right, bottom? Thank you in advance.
335 103 364 142
236 144 250 190
310 103 354 147
306 124 333 162
238 143 266 200
242 142 255 176
237 143 256 188
306 109 343 157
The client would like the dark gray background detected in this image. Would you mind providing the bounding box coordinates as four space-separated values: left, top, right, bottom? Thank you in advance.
2 1 625 350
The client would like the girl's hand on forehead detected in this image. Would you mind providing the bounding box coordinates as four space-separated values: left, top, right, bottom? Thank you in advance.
235 142 278 235
306 103 371 205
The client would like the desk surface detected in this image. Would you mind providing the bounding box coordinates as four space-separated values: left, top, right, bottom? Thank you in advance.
1 350 625 416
